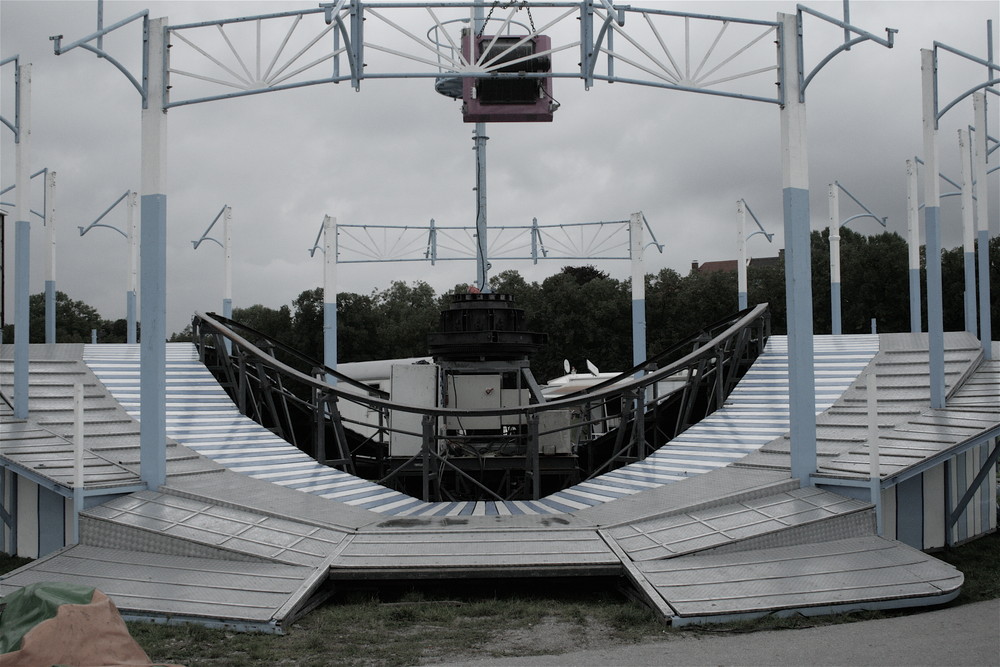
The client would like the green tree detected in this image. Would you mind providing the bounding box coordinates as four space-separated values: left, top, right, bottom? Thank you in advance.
232 303 293 344
31 291 104 343
373 280 439 359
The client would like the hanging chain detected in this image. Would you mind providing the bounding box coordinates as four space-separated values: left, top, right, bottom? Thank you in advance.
476 1 536 38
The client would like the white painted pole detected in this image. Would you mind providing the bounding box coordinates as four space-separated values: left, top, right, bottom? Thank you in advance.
973 92 992 361
73 381 84 543
13 63 32 420
779 13 817 486
958 128 977 334
126 191 137 345
630 212 646 372
44 170 56 344
737 200 748 310
906 159 921 333
829 184 842 335
921 49 946 409
222 205 233 355
866 370 882 535
223 205 232 320
139 17 168 490
323 215 337 383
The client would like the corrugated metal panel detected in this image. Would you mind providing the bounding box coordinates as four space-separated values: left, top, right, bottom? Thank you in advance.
331 527 619 577
635 536 962 620
82 490 351 567
0 545 316 631
607 487 872 561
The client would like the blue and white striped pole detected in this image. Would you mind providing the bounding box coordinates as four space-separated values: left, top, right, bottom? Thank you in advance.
222 205 233 322
828 183 842 335
323 214 337 383
630 212 646 371
779 13 817 486
44 170 56 344
126 191 137 344
921 48 946 409
139 17 168 490
13 64 32 420
973 92 992 360
958 128 977 334
737 200 748 310
906 159 922 333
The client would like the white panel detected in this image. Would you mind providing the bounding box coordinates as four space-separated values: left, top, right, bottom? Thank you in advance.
446 375 501 431
500 389 529 427
17 477 38 559
389 363 438 457
881 486 896 540
539 410 573 455
922 466 945 550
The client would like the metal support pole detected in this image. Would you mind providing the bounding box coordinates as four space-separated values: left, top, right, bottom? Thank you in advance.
222 205 233 321
958 128 977 334
222 205 233 354
474 124 490 291
779 13 817 486
528 413 540 499
473 1 489 291
126 191 138 344
44 170 56 344
906 159 922 333
973 92 992 360
629 212 646 371
866 370 882 535
421 414 433 502
323 214 337 381
737 199 748 310
921 49 945 408
140 17 168 490
13 64 32 420
72 382 84 543
828 183 842 335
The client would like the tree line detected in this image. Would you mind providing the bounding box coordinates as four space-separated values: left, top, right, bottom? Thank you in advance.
4 230 997 383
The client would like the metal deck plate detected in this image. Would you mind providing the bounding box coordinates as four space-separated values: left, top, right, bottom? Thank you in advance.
607 487 872 561
330 526 619 577
83 490 352 567
634 536 963 620
0 545 318 632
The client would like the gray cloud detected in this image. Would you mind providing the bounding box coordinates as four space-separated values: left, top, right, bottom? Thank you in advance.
2 1 997 335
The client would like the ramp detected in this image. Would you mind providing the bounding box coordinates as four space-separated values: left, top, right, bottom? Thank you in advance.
0 545 327 633
622 536 963 626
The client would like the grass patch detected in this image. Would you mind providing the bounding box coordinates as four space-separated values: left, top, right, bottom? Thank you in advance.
933 529 1000 604
128 578 662 666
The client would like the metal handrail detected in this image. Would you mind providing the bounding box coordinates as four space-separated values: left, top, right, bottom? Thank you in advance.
193 302 769 419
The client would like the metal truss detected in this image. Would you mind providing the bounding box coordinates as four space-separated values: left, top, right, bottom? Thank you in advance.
162 2 786 109
190 304 770 502
322 215 662 265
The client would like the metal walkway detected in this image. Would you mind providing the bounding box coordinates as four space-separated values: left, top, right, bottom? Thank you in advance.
1 333 993 630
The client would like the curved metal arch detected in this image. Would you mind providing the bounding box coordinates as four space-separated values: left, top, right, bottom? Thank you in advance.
937 77 1000 123
50 10 150 101
839 212 885 229
0 55 20 139
796 3 897 102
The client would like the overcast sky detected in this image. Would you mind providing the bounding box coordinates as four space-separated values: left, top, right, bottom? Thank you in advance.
1 0 997 335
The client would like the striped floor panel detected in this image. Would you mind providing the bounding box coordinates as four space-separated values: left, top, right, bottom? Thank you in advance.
83 335 878 517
